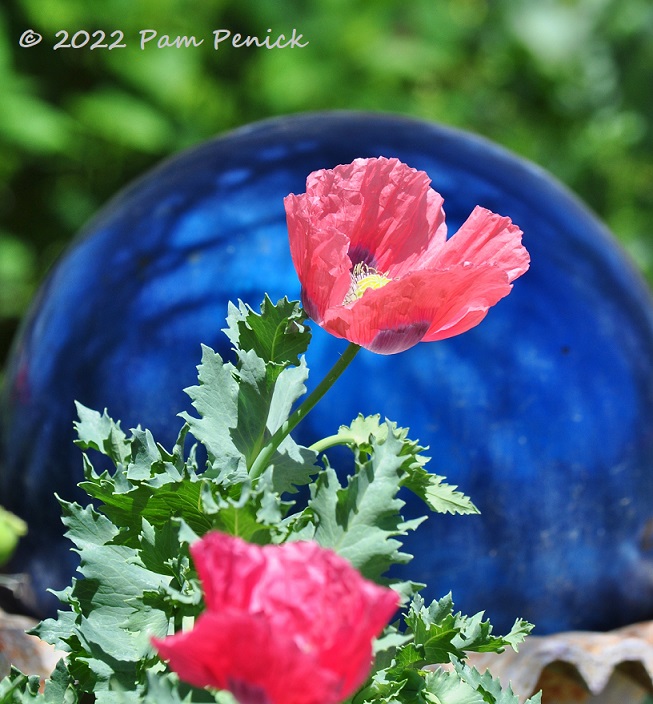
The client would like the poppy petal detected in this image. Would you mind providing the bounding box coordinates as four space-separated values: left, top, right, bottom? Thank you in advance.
433 206 530 282
191 531 267 612
323 266 512 353
320 272 433 353
420 266 514 341
153 610 340 704
293 157 447 276
284 193 352 322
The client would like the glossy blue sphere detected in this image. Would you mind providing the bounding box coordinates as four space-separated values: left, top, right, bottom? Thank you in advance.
3 112 653 633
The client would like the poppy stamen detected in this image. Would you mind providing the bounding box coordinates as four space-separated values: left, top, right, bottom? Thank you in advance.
343 262 392 305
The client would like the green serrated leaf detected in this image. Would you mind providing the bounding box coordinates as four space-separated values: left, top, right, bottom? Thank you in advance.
59 498 119 552
239 349 317 492
305 432 424 587
402 467 479 516
223 295 310 376
353 667 410 704
180 345 244 471
267 437 318 496
60 502 171 648
0 667 41 702
138 519 190 577
197 478 279 543
331 415 477 516
33 501 205 696
452 660 542 704
127 429 163 481
230 348 270 467
255 474 284 526
373 629 413 657
35 610 78 652
454 614 533 655
423 668 485 704
266 360 309 435
235 350 317 493
214 502 264 542
394 643 426 671
73 403 131 465
41 658 80 704
405 594 466 664
181 338 317 495
337 413 386 446
72 653 115 690
81 468 213 541
404 594 534 669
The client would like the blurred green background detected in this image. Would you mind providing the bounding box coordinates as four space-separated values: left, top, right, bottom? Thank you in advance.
1 0 652 371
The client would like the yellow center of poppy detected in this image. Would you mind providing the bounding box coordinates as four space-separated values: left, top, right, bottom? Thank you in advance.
343 263 392 304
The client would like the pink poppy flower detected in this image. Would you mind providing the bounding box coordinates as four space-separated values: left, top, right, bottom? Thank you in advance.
152 532 399 704
284 156 530 354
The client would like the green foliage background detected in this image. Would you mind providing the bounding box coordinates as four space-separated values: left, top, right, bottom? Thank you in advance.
1 0 652 364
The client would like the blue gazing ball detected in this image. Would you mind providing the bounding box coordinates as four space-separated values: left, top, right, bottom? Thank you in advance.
2 112 653 633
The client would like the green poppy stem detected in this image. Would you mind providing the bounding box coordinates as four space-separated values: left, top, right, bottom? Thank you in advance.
308 433 357 454
249 342 361 480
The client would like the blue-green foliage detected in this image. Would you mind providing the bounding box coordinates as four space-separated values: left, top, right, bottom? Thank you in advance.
0 298 535 702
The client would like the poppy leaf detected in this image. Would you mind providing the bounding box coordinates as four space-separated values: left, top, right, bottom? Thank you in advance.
230 349 317 492
451 661 542 704
422 669 485 704
305 431 425 592
73 402 131 465
223 295 311 378
332 415 478 516
180 345 244 471
2 295 533 703
403 593 533 668
401 467 479 516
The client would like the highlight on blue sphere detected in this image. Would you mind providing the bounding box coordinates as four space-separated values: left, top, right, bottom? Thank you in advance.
2 112 653 633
